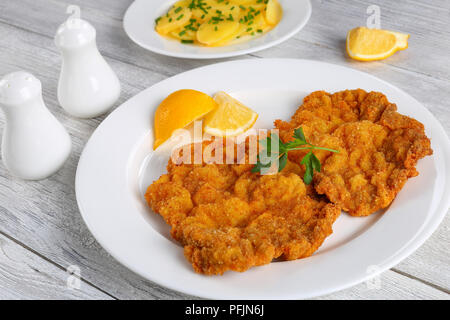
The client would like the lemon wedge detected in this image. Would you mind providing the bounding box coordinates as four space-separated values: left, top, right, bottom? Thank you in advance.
346 27 409 61
153 89 217 149
204 91 258 137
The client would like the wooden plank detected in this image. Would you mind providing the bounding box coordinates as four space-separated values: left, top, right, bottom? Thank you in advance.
317 268 449 300
0 22 192 300
0 232 112 299
292 0 450 81
1 0 448 132
0 0 247 76
3 0 448 82
393 213 450 292
0 0 448 299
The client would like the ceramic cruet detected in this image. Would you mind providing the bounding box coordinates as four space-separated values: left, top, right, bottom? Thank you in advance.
0 71 72 180
55 5 121 118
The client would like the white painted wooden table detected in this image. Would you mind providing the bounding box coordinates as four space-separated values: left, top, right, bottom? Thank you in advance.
0 0 448 300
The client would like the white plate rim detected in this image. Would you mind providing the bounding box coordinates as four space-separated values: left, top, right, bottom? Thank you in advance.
75 58 450 299
123 0 312 59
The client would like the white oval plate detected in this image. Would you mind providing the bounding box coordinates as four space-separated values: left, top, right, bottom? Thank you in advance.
123 0 312 59
76 59 450 299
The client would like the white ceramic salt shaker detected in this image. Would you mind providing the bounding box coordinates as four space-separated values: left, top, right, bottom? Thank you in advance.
55 5 121 118
0 71 72 180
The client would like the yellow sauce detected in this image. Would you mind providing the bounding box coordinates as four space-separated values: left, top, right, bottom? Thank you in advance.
154 0 283 47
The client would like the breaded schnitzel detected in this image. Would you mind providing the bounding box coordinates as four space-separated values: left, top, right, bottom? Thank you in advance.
145 139 340 275
275 89 433 217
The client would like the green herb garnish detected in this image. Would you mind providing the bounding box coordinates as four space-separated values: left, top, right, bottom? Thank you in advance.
252 127 340 184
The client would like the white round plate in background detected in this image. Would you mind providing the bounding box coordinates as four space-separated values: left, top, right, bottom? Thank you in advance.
123 0 312 59
76 59 450 299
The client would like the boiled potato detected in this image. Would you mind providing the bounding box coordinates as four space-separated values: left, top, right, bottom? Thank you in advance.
211 23 247 46
192 0 241 23
173 0 190 6
155 0 282 46
230 0 257 5
170 27 197 41
197 20 240 45
155 6 192 35
265 0 282 25
233 1 266 11
235 13 268 38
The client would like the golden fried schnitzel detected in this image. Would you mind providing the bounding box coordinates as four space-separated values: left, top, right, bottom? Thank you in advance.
145 140 340 275
275 89 433 217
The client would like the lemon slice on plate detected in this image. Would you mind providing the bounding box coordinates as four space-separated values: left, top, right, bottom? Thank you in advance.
153 89 217 149
346 27 409 61
204 91 258 137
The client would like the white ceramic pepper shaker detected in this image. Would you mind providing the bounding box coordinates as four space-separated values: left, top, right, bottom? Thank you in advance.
0 71 72 180
55 5 120 118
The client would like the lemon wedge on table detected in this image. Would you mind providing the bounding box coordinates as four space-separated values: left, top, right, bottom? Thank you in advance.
204 91 258 137
153 89 217 150
346 27 409 61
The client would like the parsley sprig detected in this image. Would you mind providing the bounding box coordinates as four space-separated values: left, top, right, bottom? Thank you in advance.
252 127 340 184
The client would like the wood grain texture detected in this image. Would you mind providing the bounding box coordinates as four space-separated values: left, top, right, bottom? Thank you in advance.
0 233 111 299
317 269 449 300
0 0 448 299
393 214 450 292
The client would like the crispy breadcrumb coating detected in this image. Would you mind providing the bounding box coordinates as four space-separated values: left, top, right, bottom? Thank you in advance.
145 140 340 275
275 89 432 216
